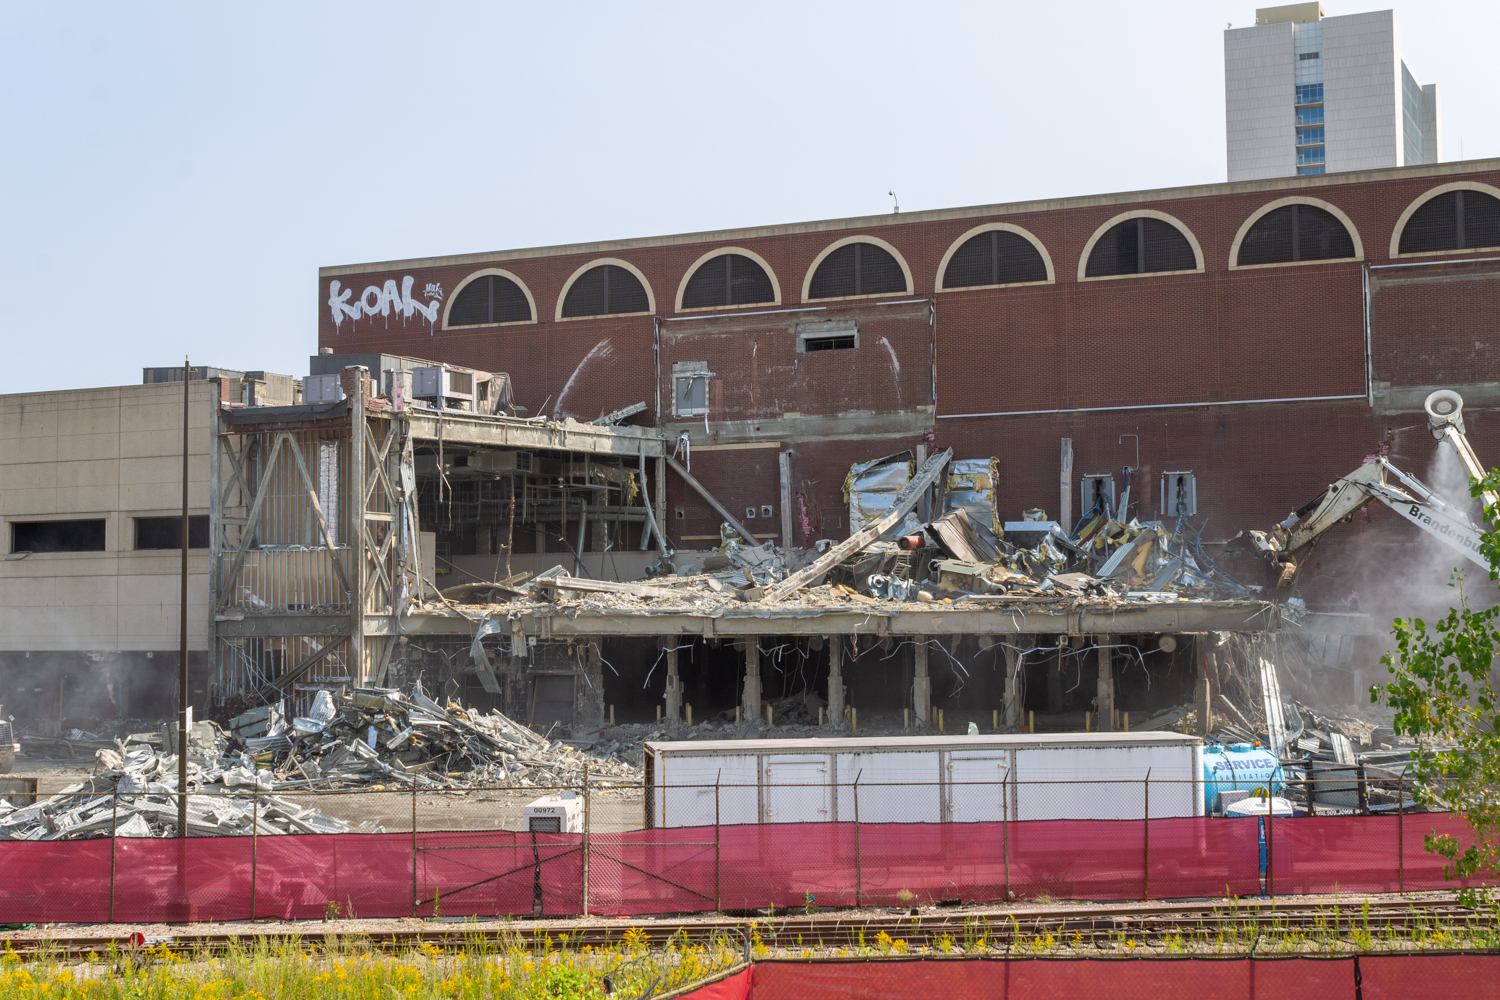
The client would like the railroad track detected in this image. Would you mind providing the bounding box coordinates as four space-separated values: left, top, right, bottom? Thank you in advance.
3 896 1489 957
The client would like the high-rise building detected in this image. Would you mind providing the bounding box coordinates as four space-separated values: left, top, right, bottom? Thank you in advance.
1225 4 1440 180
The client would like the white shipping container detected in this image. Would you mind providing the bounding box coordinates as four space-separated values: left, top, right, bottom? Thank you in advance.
644 733 1204 828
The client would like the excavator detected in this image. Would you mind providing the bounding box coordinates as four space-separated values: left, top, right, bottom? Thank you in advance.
1229 389 1494 598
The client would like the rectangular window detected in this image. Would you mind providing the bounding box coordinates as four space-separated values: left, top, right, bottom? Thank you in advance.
673 375 711 417
1296 127 1325 146
1297 147 1326 166
1295 83 1324 105
134 515 209 550
796 320 860 353
1298 51 1320 60
11 519 106 554
1297 165 1326 175
1296 105 1324 126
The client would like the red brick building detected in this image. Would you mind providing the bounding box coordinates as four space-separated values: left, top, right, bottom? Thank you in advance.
318 159 1500 604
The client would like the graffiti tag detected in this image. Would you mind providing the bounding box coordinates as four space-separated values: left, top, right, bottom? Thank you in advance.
328 276 444 334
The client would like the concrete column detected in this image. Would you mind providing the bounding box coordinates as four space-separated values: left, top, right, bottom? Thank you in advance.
1003 642 1024 730
827 635 845 728
913 640 931 726
1047 640 1064 715
742 639 762 721
664 638 682 727
1195 647 1213 736
1096 635 1116 732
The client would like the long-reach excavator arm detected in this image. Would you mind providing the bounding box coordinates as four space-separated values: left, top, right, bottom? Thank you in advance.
1228 390 1491 596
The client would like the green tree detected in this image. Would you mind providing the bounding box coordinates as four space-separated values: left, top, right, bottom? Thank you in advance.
1375 467 1500 908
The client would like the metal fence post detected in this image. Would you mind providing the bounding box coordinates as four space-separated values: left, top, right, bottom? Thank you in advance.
1266 792 1275 897
109 789 118 922
582 766 590 917
1398 774 1405 894
1003 770 1010 902
250 787 258 920
411 781 418 917
853 775 862 908
714 777 722 913
1142 770 1151 902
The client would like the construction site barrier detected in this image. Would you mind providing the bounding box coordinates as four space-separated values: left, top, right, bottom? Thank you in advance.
673 955 1500 1000
0 810 1484 923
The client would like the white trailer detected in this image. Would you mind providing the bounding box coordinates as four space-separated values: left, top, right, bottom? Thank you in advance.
644 733 1204 828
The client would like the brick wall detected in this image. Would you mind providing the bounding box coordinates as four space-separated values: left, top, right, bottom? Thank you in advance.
320 162 1500 547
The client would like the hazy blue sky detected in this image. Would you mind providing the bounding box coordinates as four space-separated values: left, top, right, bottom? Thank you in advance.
1 1 1495 394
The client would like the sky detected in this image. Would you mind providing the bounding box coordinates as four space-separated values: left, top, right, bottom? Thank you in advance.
1 1 1496 394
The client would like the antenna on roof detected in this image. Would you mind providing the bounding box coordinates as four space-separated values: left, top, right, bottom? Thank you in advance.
889 190 900 214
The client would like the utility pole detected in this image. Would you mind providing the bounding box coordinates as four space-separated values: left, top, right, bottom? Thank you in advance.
179 358 192 839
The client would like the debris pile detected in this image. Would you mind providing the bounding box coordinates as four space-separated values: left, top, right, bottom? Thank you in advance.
0 747 361 840
227 686 640 790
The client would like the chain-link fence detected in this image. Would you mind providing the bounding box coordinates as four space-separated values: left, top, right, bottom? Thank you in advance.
0 777 1486 923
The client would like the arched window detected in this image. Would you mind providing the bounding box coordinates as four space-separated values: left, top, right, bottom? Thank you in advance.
1236 204 1356 266
1398 189 1500 254
561 264 651 318
447 273 533 326
807 241 908 299
681 253 776 309
1084 216 1198 278
942 229 1049 288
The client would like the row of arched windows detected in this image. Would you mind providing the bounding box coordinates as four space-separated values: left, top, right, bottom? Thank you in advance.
443 182 1500 328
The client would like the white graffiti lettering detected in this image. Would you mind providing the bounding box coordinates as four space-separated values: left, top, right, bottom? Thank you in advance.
327 276 444 335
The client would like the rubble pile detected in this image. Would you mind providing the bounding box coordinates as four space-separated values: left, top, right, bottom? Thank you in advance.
229 686 640 790
0 746 361 840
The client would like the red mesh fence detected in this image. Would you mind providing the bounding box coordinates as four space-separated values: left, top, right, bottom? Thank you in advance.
0 813 1490 922
1269 812 1485 895
677 956 1500 1000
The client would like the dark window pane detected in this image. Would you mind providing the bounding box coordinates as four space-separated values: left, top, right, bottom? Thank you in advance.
1296 205 1356 261
726 254 775 305
1462 191 1500 250
854 242 907 295
1142 218 1197 272
808 244 858 298
12 519 106 553
942 234 995 288
993 230 1048 283
809 242 908 299
562 264 650 318
135 515 209 550
682 255 729 309
1238 206 1296 265
1085 220 1140 277
448 274 532 326
943 230 1048 288
605 265 650 314
682 254 775 308
1400 191 1459 254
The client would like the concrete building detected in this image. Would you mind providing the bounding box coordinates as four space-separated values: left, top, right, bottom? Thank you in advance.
1226 4 1440 180
0 368 297 726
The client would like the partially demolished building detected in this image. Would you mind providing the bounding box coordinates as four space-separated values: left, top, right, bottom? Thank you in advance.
7 157 1500 739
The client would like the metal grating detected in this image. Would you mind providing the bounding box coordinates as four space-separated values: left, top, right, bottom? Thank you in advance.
681 253 775 308
943 230 1048 288
1400 190 1500 254
1237 204 1354 266
808 242 907 299
448 274 532 326
1086 218 1197 277
561 264 650 318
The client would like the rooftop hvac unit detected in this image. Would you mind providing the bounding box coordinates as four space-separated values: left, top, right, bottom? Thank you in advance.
412 366 474 407
304 373 344 404
1160 471 1198 517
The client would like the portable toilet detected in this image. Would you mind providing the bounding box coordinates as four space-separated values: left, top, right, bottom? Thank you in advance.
522 792 583 833
1202 743 1283 814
